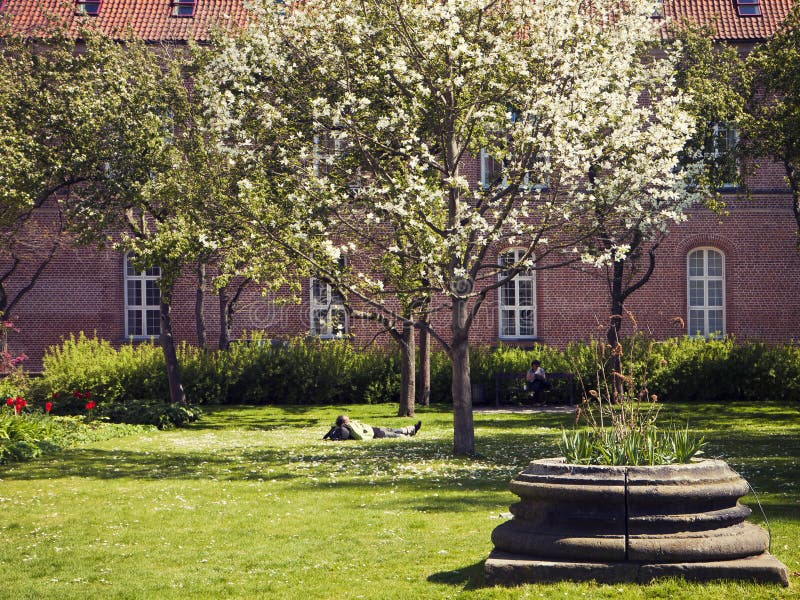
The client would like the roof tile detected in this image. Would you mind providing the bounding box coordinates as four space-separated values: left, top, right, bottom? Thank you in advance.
0 1 795 43
0 0 249 43
662 0 795 41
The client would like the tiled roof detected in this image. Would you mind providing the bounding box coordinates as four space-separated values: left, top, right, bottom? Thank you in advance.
0 1 794 43
0 0 250 43
662 0 795 41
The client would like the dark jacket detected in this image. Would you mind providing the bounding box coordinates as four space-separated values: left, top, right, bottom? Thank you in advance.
322 425 351 441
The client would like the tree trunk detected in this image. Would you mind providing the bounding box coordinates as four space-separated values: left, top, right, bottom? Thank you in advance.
451 299 475 456
159 292 187 405
417 314 431 407
218 279 249 351
218 287 232 350
398 322 416 417
195 260 207 349
607 260 625 403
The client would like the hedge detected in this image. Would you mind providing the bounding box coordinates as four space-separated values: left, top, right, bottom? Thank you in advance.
24 333 800 412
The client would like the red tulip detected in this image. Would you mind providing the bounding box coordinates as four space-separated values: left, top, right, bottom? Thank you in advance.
5 398 12 407
85 400 96 410
45 402 53 414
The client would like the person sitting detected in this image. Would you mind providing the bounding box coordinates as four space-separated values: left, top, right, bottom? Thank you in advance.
323 414 421 440
525 359 550 403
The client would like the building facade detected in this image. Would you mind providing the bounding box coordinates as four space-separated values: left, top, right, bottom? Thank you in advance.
2 0 799 370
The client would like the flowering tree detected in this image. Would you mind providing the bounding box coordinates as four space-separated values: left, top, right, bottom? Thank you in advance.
746 2 800 244
202 0 699 455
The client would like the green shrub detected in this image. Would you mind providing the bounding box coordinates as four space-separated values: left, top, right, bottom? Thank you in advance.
0 407 153 464
30 333 167 410
100 400 202 430
220 336 400 405
647 337 800 403
30 331 800 413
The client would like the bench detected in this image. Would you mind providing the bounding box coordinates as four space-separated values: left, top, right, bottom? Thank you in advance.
493 371 576 407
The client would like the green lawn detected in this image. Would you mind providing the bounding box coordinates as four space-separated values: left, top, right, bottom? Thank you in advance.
0 402 798 599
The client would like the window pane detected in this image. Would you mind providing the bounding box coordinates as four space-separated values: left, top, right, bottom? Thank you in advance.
311 279 328 305
707 251 723 277
145 281 160 306
689 280 705 307
501 282 515 307
146 310 160 336
708 310 723 336
330 309 346 334
689 310 705 337
311 309 325 336
127 280 141 306
518 279 533 306
500 252 515 268
708 280 723 307
519 310 534 336
127 310 142 336
689 251 704 277
501 310 515 336
483 155 503 187
145 266 160 277
126 259 137 276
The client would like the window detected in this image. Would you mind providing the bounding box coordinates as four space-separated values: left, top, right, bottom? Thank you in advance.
687 248 725 338
498 249 536 339
481 150 548 192
172 0 196 17
481 111 548 192
736 0 761 17
76 0 102 15
314 132 361 188
125 255 161 338
310 278 347 338
481 148 506 190
711 121 739 188
652 0 663 17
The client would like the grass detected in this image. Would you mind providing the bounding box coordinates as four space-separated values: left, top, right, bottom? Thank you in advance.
0 401 797 599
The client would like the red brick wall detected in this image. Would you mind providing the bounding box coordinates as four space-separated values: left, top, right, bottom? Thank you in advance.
4 166 800 371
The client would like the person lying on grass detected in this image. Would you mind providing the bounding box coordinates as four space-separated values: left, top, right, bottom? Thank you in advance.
322 414 422 440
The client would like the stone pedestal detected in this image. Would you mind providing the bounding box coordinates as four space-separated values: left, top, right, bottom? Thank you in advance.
485 458 789 586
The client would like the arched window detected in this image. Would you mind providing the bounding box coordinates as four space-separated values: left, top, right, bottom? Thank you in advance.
498 249 536 339
124 255 161 338
687 248 725 338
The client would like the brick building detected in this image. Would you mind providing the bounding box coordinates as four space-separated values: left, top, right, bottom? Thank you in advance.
2 0 799 370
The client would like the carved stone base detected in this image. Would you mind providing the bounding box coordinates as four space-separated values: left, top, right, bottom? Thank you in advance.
485 459 790 587
484 550 790 586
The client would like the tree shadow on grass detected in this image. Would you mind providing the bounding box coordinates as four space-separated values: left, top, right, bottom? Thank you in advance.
427 560 486 591
475 412 576 431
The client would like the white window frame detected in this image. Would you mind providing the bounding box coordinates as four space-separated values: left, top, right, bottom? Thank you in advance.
480 150 547 193
498 248 537 340
124 254 161 339
687 247 726 339
481 148 506 190
310 278 348 338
